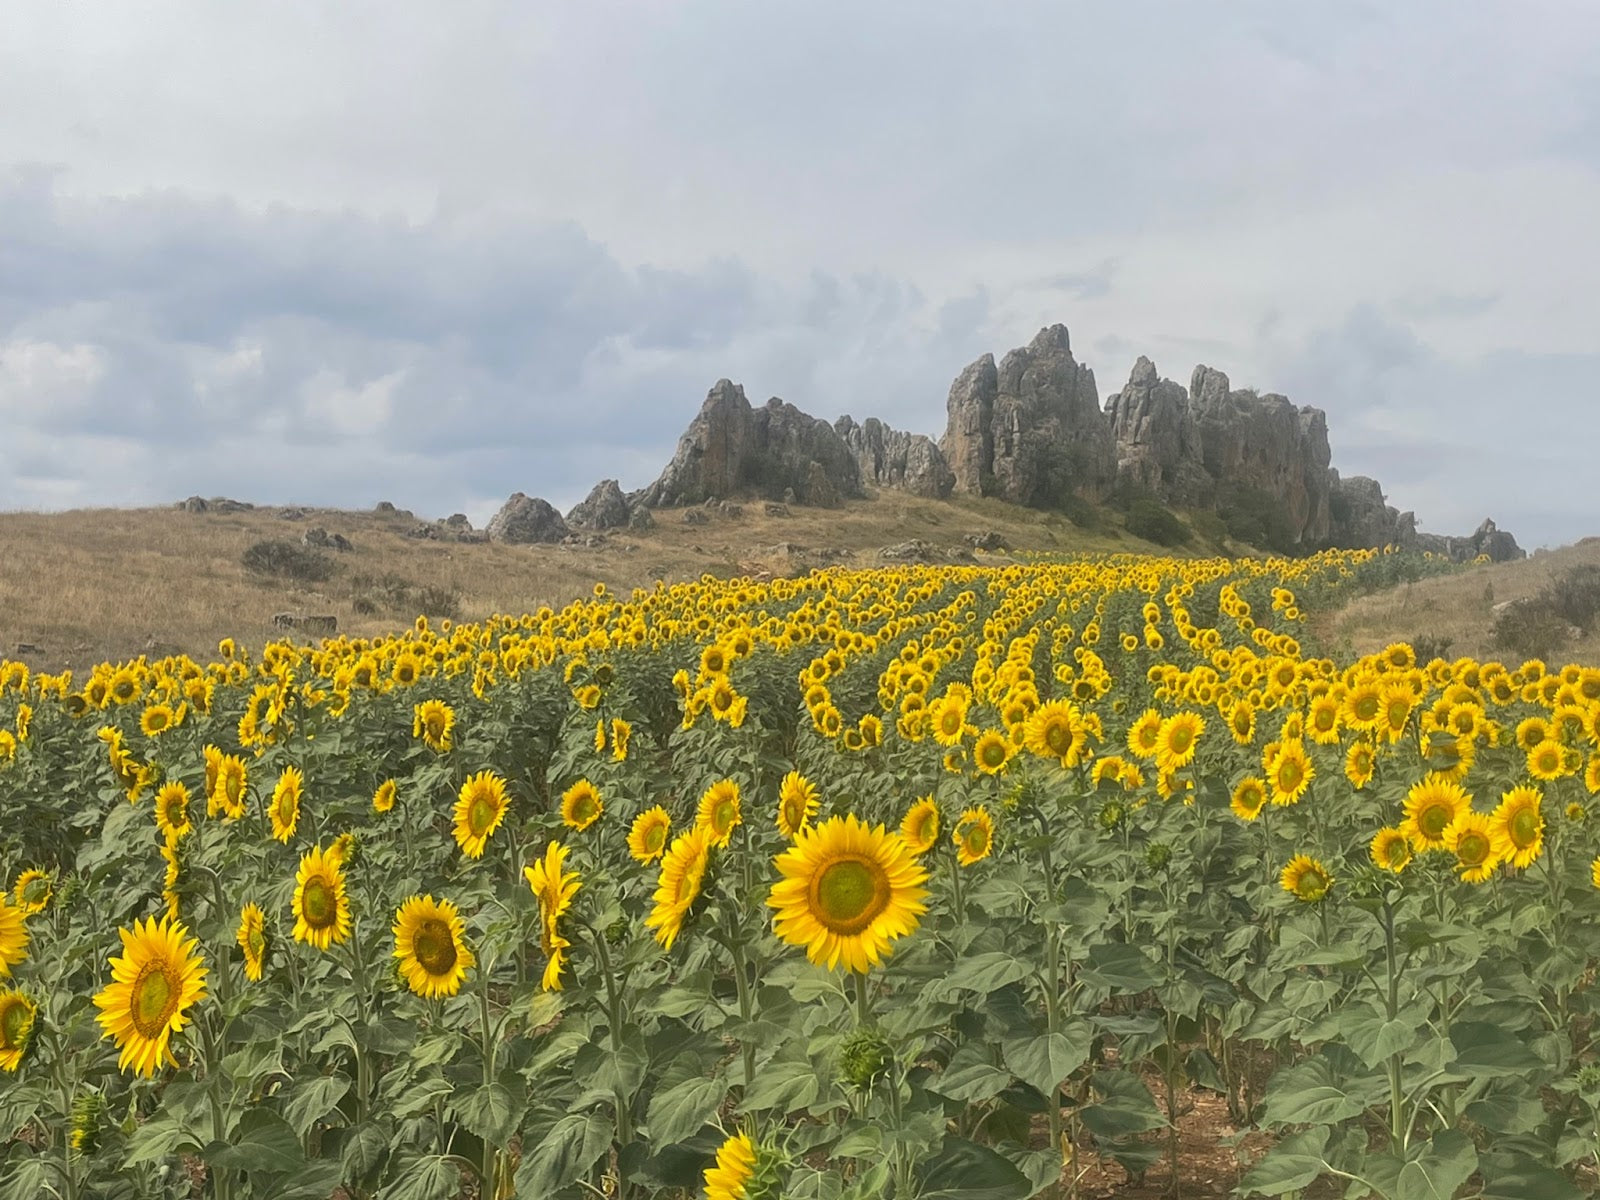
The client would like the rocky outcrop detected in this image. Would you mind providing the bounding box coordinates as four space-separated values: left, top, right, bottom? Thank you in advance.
834 416 955 499
486 493 570 544
1414 518 1526 564
1106 357 1210 505
941 325 1115 507
566 479 633 530
636 380 862 508
1328 473 1416 550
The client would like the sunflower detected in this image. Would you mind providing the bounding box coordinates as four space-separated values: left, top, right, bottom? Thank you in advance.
560 779 603 832
154 782 193 841
1155 712 1204 774
291 845 352 951
1527 738 1570 783
1306 696 1341 745
269 766 303 844
393 895 475 999
0 987 36 1071
928 695 971 748
1343 682 1383 733
1280 855 1333 902
646 826 713 950
1344 740 1376 790
768 815 928 973
412 699 455 753
1127 709 1163 760
697 779 743 848
373 778 397 814
140 703 180 738
610 718 632 762
1227 700 1256 745
1370 826 1412 873
776 772 819 839
627 807 672 863
1402 774 1470 852
900 797 940 854
1444 812 1499 884
0 896 30 976
12 870 50 916
1379 684 1415 743
213 754 248 820
453 770 511 858
953 807 995 866
1266 740 1314 806
1024 700 1087 767
236 903 267 982
93 915 207 1077
1587 754 1600 796
525 841 582 990
704 1131 757 1200
1490 784 1544 870
1230 777 1267 822
972 730 1014 776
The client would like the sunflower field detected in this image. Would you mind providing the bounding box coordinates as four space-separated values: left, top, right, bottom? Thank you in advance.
3 548 1600 1200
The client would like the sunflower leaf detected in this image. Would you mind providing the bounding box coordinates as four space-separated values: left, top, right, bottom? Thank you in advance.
645 1074 726 1145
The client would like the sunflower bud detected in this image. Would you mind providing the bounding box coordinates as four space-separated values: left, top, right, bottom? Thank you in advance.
55 872 83 912
69 1092 105 1155
593 663 615 686
1097 800 1125 832
838 1026 893 1091
1145 843 1172 872
1577 1062 1600 1097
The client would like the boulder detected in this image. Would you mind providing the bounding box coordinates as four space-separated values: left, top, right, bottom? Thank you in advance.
1106 357 1210 505
441 513 473 530
627 506 655 531
835 416 955 499
301 527 351 551
940 325 1116 508
1472 518 1526 563
178 495 208 513
567 479 633 531
485 493 570 544
208 497 253 514
1328 473 1414 549
965 531 1010 552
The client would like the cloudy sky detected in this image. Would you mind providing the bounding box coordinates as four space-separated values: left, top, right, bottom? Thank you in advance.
2 2 1597 545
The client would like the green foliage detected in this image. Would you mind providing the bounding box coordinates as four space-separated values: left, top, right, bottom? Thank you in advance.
1124 496 1190 547
241 539 333 583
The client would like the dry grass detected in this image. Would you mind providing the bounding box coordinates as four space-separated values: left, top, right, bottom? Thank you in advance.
1324 537 1600 665
0 492 1153 672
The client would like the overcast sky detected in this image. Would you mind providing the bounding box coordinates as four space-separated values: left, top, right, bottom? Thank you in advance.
2 2 1597 545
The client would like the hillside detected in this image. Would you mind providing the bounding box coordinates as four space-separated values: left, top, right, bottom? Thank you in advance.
0 490 1175 673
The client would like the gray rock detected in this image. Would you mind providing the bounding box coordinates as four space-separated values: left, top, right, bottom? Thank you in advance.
374 501 397 514
567 479 633 530
965 531 1010 552
208 497 252 514
627 506 655 530
1472 518 1525 563
763 502 790 517
1328 473 1414 549
683 508 710 526
1106 357 1210 505
178 495 208 513
835 415 955 499
277 506 308 521
720 502 744 519
485 493 571 544
441 513 473 530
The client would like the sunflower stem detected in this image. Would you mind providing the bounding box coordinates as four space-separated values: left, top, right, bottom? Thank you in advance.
731 936 757 1091
591 927 633 1199
477 956 498 1192
854 969 872 1028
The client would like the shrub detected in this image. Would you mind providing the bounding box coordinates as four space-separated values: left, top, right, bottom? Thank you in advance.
414 585 461 622
1126 497 1191 548
1216 484 1298 556
1493 599 1573 663
1542 564 1600 633
1411 633 1454 664
241 540 333 583
1189 509 1230 550
1058 493 1100 530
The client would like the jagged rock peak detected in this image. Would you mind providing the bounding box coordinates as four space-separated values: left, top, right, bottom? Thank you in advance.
835 415 954 500
486 493 570 544
566 479 634 531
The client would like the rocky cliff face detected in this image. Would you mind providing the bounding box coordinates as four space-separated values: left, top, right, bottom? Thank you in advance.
835 416 954 499
1105 356 1209 506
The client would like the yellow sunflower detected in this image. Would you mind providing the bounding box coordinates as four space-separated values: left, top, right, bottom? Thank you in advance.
1230 777 1267 822
1444 811 1499 884
696 779 743 848
1379 684 1415 743
1280 855 1333 902
453 770 510 858
373 778 397 814
0 896 30 976
928 695 971 748
560 779 603 832
291 845 352 951
1344 740 1376 790
1227 700 1256 746
1024 699 1087 767
12 869 51 916
1402 774 1470 852
412 699 455 753
627 807 672 863
900 797 940 854
393 895 475 999
154 782 193 841
1527 738 1570 783
236 903 267 982
1127 709 1163 760
768 815 928 973
1155 712 1204 774
215 753 249 820
704 1131 757 1200
525 841 582 990
1490 784 1544 870
269 766 303 844
776 771 819 840
610 718 632 762
646 826 713 950
0 987 36 1071
93 914 208 1077
1370 826 1412 873
972 730 1014 776
1266 740 1314 806
1343 681 1383 733
953 806 995 867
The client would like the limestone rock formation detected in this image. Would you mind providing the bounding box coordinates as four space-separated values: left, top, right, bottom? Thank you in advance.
1106 357 1209 505
567 479 633 530
941 325 1115 507
636 381 862 508
485 493 570 544
1328 473 1416 549
835 416 955 499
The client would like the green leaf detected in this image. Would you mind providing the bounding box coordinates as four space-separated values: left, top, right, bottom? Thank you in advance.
1477 1149 1586 1200
1464 1089 1547 1135
739 1058 819 1114
340 1119 392 1186
284 1072 351 1138
1079 944 1162 993
1329 1001 1426 1069
915 1137 1032 1200
1079 1070 1166 1139
123 1114 202 1168
0 1157 52 1200
205 1109 304 1175
513 1111 611 1196
930 1061 1014 1104
1448 1022 1546 1078
1257 1058 1364 1127
379 1153 462 1200
390 1075 454 1120
934 951 1035 997
645 1075 726 1145
1396 1129 1477 1200
452 1081 526 1148
1238 1128 1329 1196
1002 1026 1090 1096
268 1161 345 1200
